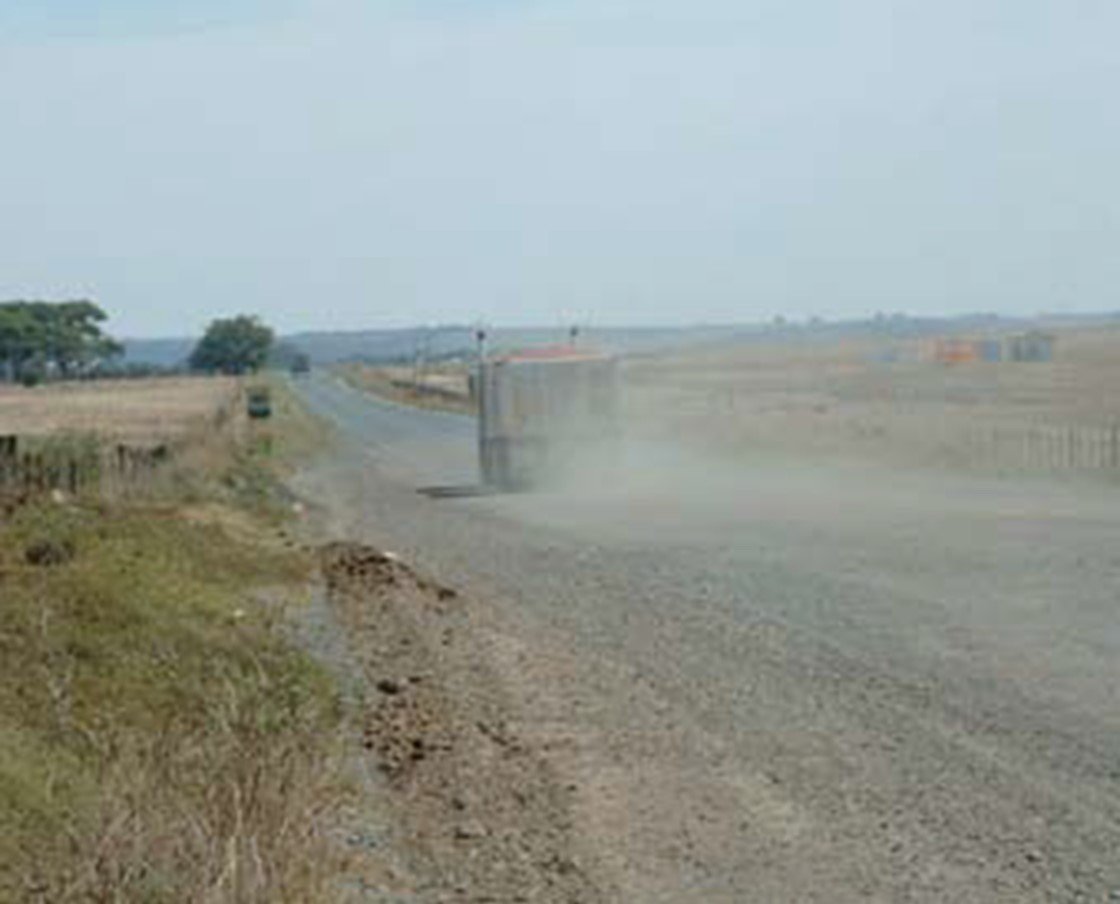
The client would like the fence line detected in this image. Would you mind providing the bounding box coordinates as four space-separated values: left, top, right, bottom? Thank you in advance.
908 419 1120 473
966 422 1120 473
0 434 175 502
694 389 1120 476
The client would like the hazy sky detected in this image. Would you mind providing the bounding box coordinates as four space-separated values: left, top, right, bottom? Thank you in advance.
1 1 1117 337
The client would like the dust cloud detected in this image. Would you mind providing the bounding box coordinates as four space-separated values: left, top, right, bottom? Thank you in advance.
492 363 1120 546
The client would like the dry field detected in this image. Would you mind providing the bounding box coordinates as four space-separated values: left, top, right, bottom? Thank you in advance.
338 363 473 415
624 326 1120 474
0 376 239 441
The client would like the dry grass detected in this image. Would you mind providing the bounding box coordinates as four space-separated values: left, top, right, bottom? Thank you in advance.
337 364 474 415
0 376 329 511
0 378 352 903
624 326 1120 474
0 504 348 903
0 377 238 441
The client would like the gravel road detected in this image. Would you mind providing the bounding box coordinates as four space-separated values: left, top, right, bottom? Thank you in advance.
294 372 1120 903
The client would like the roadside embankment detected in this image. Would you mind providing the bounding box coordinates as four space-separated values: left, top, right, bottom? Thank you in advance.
2 375 605 902
300 541 606 902
0 379 352 902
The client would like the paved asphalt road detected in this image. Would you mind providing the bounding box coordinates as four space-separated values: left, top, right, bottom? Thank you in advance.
294 372 1120 903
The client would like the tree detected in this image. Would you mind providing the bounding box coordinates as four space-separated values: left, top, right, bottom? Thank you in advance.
0 300 122 382
0 305 37 380
42 301 123 376
189 315 275 375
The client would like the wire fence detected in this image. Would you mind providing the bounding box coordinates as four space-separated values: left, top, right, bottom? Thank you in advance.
0 387 240 506
0 434 173 499
675 390 1120 477
961 422 1120 473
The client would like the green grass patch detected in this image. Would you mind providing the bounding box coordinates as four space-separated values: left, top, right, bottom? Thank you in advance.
0 451 347 900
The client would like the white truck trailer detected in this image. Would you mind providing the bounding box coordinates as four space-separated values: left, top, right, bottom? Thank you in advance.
476 346 619 491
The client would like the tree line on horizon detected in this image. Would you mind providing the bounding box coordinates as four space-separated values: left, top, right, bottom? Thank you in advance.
1 302 290 384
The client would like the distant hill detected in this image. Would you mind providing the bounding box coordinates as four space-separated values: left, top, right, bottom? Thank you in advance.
122 325 746 367
122 328 475 368
123 314 1118 368
120 337 194 368
289 327 475 364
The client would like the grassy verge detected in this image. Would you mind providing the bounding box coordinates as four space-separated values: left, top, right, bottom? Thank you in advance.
335 363 475 416
0 379 348 903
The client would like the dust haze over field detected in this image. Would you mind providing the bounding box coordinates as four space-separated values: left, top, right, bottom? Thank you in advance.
504 324 1120 542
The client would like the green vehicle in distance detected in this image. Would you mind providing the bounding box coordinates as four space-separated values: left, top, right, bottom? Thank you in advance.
246 386 272 420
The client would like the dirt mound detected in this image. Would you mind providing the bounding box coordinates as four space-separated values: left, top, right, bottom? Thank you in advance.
322 542 401 589
317 542 603 902
321 541 459 602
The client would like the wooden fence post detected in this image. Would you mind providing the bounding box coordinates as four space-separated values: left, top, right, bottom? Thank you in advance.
0 435 16 488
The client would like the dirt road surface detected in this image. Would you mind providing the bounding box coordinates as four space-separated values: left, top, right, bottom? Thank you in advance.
293 373 1120 902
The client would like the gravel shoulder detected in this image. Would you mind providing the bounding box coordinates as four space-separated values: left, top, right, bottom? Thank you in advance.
290 534 610 901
